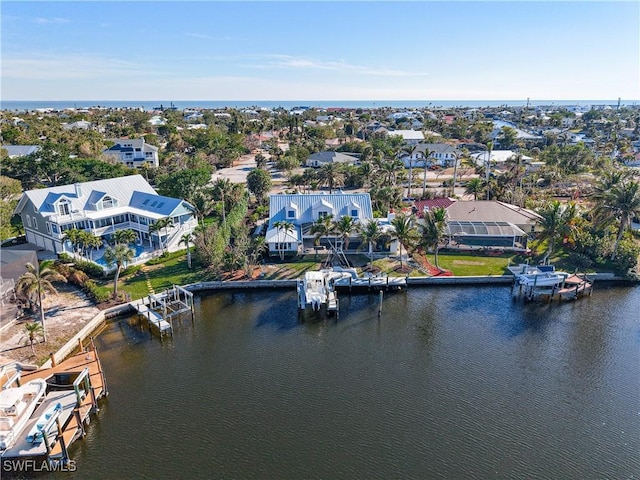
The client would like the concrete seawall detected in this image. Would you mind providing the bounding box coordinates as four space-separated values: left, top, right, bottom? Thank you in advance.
42 272 630 367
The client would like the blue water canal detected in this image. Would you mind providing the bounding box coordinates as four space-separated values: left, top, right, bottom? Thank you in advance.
58 283 639 479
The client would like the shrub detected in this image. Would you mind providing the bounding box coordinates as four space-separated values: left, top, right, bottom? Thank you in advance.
73 259 105 279
83 280 110 303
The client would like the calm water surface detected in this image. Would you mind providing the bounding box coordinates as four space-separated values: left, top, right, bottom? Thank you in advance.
60 285 638 479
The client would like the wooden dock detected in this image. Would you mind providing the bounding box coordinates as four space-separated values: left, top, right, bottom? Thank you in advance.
2 339 108 470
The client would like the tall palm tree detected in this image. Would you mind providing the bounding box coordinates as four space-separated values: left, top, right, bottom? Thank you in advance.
421 148 431 197
180 232 194 268
485 141 493 200
390 214 419 269
113 228 137 246
420 207 448 269
150 218 174 253
334 215 357 252
593 180 640 260
15 261 67 343
103 243 135 298
62 228 83 256
272 220 295 260
24 322 44 356
191 190 214 228
536 200 577 261
211 178 234 225
357 219 382 268
310 215 336 252
317 163 345 193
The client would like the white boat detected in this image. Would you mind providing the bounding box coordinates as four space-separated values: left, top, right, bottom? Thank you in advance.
26 401 62 444
0 379 47 450
517 271 568 287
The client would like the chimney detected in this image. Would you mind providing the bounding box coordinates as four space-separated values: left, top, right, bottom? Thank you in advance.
74 183 83 197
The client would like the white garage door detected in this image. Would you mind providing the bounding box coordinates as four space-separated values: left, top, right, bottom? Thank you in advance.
44 238 54 252
26 231 36 245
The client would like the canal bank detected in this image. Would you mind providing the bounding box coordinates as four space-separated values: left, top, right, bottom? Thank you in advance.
37 271 633 368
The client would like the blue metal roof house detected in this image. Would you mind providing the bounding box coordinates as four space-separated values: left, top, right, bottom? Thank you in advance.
266 192 374 257
14 175 196 258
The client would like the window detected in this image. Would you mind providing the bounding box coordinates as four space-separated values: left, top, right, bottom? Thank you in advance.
143 199 150 205
318 211 329 218
32 217 38 230
25 215 31 228
102 196 117 209
46 222 51 234
351 209 358 218
287 210 295 219
52 224 59 234
58 202 70 216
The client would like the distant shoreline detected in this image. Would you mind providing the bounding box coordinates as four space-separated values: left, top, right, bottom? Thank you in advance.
2 99 638 111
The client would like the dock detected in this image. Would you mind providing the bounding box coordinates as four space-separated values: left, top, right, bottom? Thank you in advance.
508 264 594 302
133 285 195 339
1 339 108 471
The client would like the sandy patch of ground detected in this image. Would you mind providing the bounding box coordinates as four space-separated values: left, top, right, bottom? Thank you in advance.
0 284 101 365
452 260 485 266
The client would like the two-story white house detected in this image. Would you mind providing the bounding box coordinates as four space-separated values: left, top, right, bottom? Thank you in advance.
14 175 196 256
102 138 159 168
406 143 462 168
266 193 375 257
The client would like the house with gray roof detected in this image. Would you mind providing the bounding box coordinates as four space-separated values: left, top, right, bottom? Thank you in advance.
305 151 360 168
439 200 541 251
1 145 41 158
14 175 196 257
103 138 159 168
266 193 374 257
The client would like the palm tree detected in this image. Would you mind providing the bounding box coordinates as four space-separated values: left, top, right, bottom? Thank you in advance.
357 219 382 268
390 214 419 269
272 220 295 260
150 218 174 253
317 163 345 193
15 261 67 343
420 207 448 269
464 178 485 200
593 180 640 260
113 228 137 246
191 190 214 228
180 232 194 268
536 200 577 261
62 228 83 256
103 243 135 298
310 215 336 252
24 322 44 356
212 178 234 225
485 141 493 200
334 215 357 252
421 148 431 197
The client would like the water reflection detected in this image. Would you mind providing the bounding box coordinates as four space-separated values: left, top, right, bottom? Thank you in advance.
62 284 640 480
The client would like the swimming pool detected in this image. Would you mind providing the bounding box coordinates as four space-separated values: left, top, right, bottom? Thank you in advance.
95 243 147 267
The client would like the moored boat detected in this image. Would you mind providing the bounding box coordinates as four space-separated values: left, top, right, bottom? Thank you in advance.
0 379 47 450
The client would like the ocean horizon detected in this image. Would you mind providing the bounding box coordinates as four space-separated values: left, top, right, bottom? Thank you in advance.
1 99 637 111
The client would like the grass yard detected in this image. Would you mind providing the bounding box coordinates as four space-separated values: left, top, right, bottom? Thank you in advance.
425 252 514 276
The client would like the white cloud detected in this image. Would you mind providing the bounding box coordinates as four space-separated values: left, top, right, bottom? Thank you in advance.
34 17 70 25
186 33 213 40
2 53 157 80
249 54 430 78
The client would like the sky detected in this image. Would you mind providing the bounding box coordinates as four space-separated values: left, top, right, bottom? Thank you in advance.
1 1 639 101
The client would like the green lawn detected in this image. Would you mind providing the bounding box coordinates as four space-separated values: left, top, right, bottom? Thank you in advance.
104 254 203 300
426 252 514 276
